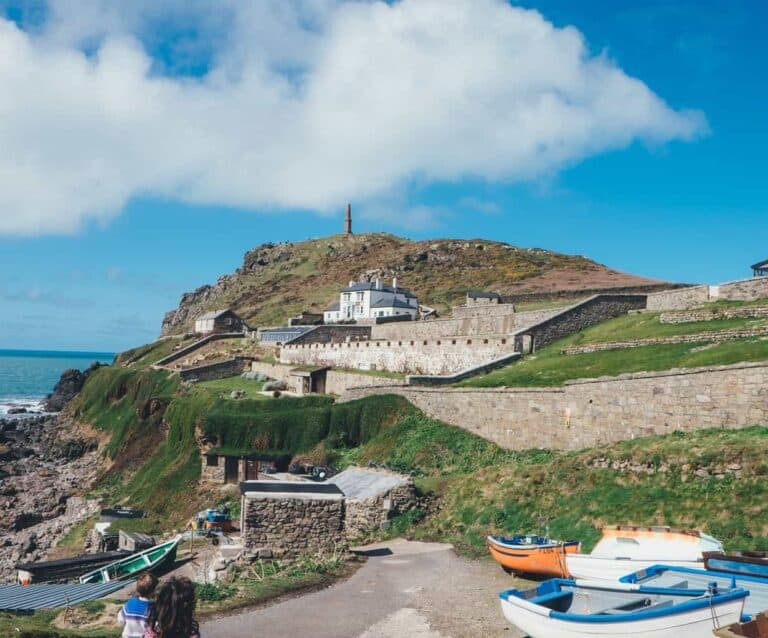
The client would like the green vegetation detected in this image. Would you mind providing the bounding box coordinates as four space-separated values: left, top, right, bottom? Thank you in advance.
462 310 768 388
114 337 191 369
0 607 120 638
331 366 406 380
196 376 267 399
351 410 768 556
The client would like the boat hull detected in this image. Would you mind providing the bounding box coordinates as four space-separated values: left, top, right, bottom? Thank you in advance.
487 537 579 577
566 555 706 582
79 537 180 584
500 594 744 638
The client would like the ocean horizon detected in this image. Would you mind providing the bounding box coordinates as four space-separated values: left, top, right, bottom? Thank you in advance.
0 348 115 413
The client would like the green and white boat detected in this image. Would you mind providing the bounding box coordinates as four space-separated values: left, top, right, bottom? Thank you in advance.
79 536 180 584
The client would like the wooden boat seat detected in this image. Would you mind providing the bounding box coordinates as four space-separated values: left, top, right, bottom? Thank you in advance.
532 590 574 612
596 597 652 614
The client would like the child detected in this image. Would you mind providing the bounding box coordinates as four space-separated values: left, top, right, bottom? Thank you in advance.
144 576 200 638
117 572 158 638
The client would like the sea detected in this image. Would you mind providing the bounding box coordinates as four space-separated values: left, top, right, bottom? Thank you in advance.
0 349 115 416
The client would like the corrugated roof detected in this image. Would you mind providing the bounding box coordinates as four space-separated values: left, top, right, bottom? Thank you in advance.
0 581 133 611
328 468 409 500
324 302 341 311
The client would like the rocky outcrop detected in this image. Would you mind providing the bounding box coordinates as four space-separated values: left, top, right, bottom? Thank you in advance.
159 233 670 336
44 362 106 412
0 414 102 579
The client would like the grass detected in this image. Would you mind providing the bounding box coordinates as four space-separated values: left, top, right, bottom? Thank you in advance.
352 410 768 557
460 306 768 388
195 376 267 399
331 366 406 380
0 607 120 638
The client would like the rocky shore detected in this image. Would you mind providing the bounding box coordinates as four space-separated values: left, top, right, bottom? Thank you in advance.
0 411 102 580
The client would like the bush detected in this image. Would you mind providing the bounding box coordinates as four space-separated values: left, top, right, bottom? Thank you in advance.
196 582 237 602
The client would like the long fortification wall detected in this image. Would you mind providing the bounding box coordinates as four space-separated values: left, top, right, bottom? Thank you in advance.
340 362 768 451
280 337 513 376
647 277 768 311
250 360 402 395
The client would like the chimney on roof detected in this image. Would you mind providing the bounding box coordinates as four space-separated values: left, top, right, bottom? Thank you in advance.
349 280 355 287
392 277 398 290
345 203 352 235
375 278 381 290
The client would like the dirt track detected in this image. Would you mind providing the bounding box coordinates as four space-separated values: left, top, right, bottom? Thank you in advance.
201 539 529 638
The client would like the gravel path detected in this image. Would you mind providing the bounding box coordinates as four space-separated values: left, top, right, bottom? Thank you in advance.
201 538 529 638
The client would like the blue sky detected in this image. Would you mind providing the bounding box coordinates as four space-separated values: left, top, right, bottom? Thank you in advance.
0 0 766 352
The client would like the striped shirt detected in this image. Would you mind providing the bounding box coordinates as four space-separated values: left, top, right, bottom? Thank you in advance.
118 597 154 638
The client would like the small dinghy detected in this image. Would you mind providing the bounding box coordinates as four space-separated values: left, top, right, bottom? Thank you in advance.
16 551 129 584
704 551 768 579
79 537 180 584
487 535 580 577
621 564 768 619
499 578 747 638
566 525 723 582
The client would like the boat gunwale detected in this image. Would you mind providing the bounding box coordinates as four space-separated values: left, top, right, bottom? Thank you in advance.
78 537 180 584
487 535 580 551
499 579 749 624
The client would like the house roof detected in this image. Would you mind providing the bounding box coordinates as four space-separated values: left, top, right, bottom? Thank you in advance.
467 291 501 299
328 468 409 499
196 308 236 321
751 260 768 270
342 282 416 298
324 302 340 312
239 480 343 496
370 298 415 309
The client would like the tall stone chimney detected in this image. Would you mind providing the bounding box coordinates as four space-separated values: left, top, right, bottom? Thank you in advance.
392 276 398 291
345 203 352 235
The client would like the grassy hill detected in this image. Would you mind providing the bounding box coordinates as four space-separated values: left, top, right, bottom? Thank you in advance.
160 232 670 334
462 308 768 387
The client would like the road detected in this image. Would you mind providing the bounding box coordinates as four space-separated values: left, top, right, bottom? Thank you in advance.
201 539 527 638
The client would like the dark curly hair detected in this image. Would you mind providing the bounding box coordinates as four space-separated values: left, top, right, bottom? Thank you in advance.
147 576 198 638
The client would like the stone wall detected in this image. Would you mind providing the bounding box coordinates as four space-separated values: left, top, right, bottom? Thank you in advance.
451 303 516 319
561 326 768 355
200 453 225 482
178 356 253 382
325 369 403 395
660 306 768 323
344 483 418 540
280 336 514 376
513 295 647 353
340 362 768 451
241 492 345 557
369 307 560 341
251 361 298 391
647 277 768 311
286 325 371 345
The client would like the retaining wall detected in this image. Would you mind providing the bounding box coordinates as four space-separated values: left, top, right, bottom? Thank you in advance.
647 277 768 311
513 295 647 353
285 325 371 345
250 361 402 395
280 337 514 376
660 306 768 323
340 362 768 451
178 356 253 382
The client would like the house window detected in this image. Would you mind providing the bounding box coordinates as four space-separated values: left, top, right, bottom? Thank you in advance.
206 455 219 467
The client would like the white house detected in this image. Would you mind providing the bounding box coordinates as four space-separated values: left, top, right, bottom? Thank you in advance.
323 278 418 323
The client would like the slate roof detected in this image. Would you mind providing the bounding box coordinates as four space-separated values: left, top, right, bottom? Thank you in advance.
324 302 341 312
328 468 409 500
370 298 415 309
196 309 235 321
341 282 416 298
467 291 501 300
751 259 768 270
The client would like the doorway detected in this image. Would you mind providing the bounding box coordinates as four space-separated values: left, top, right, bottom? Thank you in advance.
224 457 239 484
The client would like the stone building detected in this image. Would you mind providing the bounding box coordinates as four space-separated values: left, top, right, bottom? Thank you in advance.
323 278 418 323
240 481 346 558
194 309 247 335
201 451 281 484
466 291 502 306
329 467 417 540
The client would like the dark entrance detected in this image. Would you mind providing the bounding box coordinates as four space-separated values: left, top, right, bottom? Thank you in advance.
245 459 260 481
224 457 239 484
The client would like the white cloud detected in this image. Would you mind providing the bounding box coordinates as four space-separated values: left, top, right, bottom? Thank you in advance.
0 0 706 236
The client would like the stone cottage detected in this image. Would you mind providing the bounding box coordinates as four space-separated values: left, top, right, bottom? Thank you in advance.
328 467 417 540
239 481 346 558
194 309 247 335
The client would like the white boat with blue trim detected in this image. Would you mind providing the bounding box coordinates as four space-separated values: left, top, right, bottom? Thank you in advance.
620 564 768 620
565 525 724 582
499 578 748 637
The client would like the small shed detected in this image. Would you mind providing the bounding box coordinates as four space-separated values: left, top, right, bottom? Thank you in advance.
290 366 329 395
752 260 768 278
194 309 246 335
118 530 156 553
328 467 417 539
201 451 283 484
466 291 501 306
239 481 346 558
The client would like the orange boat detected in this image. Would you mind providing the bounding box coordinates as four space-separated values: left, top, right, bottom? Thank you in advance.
487 534 580 577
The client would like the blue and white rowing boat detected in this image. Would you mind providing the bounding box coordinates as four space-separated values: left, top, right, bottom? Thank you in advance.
620 564 768 620
499 578 747 637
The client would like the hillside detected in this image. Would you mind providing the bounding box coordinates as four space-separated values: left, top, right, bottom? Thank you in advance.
161 232 670 334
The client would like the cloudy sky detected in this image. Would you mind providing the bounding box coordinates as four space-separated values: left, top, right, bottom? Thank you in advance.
0 0 766 351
